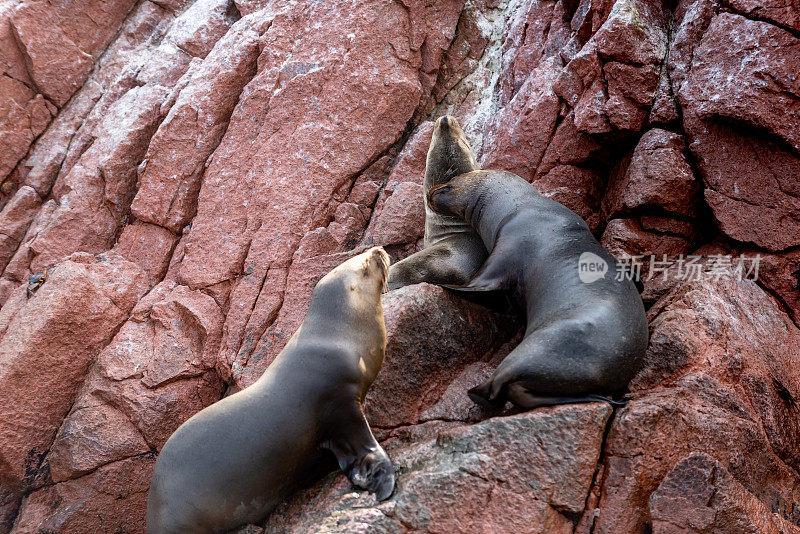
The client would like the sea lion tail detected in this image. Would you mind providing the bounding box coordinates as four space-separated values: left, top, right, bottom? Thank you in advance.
582 394 628 407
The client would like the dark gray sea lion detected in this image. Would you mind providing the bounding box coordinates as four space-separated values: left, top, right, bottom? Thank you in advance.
147 247 394 534
386 115 487 290
428 170 649 409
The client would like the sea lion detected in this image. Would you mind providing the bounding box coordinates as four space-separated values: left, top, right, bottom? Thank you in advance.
428 170 649 409
147 247 395 534
386 115 487 290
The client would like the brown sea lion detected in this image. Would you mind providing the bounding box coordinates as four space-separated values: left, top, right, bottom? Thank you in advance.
147 247 394 534
386 115 487 290
428 170 648 409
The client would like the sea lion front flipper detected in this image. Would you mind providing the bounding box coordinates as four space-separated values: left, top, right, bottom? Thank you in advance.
324 404 395 500
345 446 394 501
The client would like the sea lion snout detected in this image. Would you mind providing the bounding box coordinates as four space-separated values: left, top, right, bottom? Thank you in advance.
436 115 451 129
367 246 390 283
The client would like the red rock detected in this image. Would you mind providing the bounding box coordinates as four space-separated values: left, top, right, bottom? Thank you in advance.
1 198 57 286
758 249 800 324
11 0 173 215
40 276 225 505
365 283 518 428
131 16 261 233
533 165 602 231
419 330 524 424
727 0 799 31
360 122 430 247
384 122 432 187
553 46 602 109
600 218 694 301
367 182 424 247
327 202 368 247
401 0 465 116
143 284 223 387
680 13 800 154
48 403 149 483
150 0 195 13
595 374 800 533
602 129 699 218
167 0 240 58
429 9 488 109
604 62 657 131
264 404 611 533
601 218 691 260
650 452 800 533
667 0 718 95
12 455 153 534
0 186 40 272
680 107 800 251
0 0 799 530
19 83 103 197
481 57 561 180
0 252 147 521
497 0 569 105
536 111 603 176
0 4 33 89
10 0 138 106
114 221 178 285
21 49 195 274
595 277 800 532
639 216 695 238
648 68 680 126
0 75 54 184
178 0 463 290
224 246 349 387
554 0 667 133
592 0 668 65
706 189 800 252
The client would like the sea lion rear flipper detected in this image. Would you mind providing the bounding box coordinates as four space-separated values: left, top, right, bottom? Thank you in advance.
507 383 629 409
324 404 395 500
467 379 506 409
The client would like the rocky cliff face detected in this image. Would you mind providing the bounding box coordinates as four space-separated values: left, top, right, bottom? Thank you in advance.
0 0 798 532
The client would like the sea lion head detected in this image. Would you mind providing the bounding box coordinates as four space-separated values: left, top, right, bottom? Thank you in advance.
312 247 390 314
428 170 527 244
425 115 479 189
307 247 390 386
426 176 475 220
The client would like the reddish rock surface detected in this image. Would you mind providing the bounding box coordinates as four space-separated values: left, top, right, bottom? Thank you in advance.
263 404 612 533
602 128 699 218
650 452 800 533
1 0 799 532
